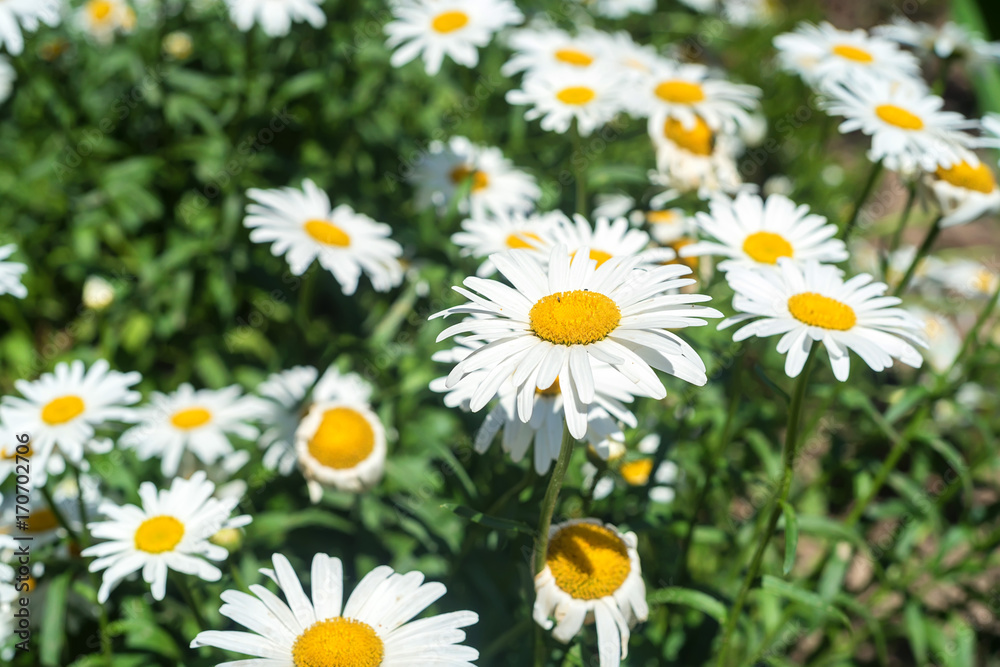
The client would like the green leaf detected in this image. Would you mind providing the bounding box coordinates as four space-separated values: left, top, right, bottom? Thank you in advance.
923 436 972 504
760 576 851 629
835 594 888 665
904 600 927 664
40 571 72 666
250 509 356 539
647 587 727 624
752 364 791 404
442 504 535 535
779 501 798 576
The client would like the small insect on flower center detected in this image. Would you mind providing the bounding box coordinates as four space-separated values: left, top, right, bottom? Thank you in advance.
303 219 351 247
535 377 561 396
546 523 631 600
556 86 596 106
88 0 113 21
619 458 654 486
935 160 996 193
742 231 794 264
292 617 385 667
41 395 85 426
431 10 469 33
654 80 706 104
449 165 490 192
831 44 874 63
134 515 185 554
308 407 375 469
875 104 925 131
663 117 714 156
554 48 594 67
170 407 212 430
28 508 60 534
529 290 621 346
506 231 543 249
787 292 857 331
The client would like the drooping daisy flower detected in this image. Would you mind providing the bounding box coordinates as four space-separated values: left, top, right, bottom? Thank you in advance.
774 22 921 86
542 214 675 267
385 0 523 76
0 57 14 105
120 384 266 477
506 63 626 136
534 519 648 666
502 27 610 76
244 179 404 295
82 471 250 602
409 136 541 218
926 258 999 299
574 0 655 18
650 117 746 195
191 552 480 665
923 154 1000 227
433 245 722 438
875 18 1000 69
585 433 679 503
451 210 559 276
0 360 140 475
682 192 848 272
821 75 979 173
75 0 135 44
224 0 326 37
0 244 26 298
721 260 927 381
0 0 61 56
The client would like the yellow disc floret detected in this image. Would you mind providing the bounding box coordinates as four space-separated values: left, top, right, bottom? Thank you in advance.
556 86 596 106
170 407 212 430
431 10 469 34
654 80 706 104
303 220 351 247
875 104 924 131
308 407 376 469
450 165 490 192
291 617 385 667
620 459 655 486
663 117 713 156
742 231 794 265
41 395 85 425
935 160 996 193
134 515 185 554
546 523 631 600
529 290 621 346
787 292 857 330
554 49 594 67
831 44 874 63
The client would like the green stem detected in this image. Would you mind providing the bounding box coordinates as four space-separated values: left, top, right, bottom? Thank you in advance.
841 160 884 241
571 123 587 216
892 215 943 297
533 428 575 575
72 466 113 666
882 182 918 278
716 348 817 667
175 573 208 630
39 483 82 545
534 624 547 667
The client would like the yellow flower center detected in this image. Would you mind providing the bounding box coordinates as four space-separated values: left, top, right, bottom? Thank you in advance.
654 80 706 104
41 395 85 426
170 407 212 430
875 104 924 131
291 617 385 667
935 160 996 193
742 231 794 265
134 515 185 554
668 238 699 271
663 117 714 156
647 210 678 224
536 377 561 396
88 0 113 21
556 86 596 106
303 220 351 247
431 10 469 34
28 508 61 534
619 458 655 486
554 48 594 67
1 443 32 460
787 292 857 330
831 44 874 63
973 269 996 293
308 407 375 469
449 165 490 192
546 523 631 600
506 231 543 249
529 290 621 346
571 248 614 268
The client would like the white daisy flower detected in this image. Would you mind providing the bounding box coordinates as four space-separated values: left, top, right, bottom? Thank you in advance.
574 0 655 18
542 214 676 267
0 473 101 551
774 21 921 86
650 118 747 195
594 30 664 77
385 0 523 76
502 27 610 76
432 245 722 438
191 552 479 665
586 433 679 503
0 360 140 477
257 365 320 475
224 0 326 37
0 565 16 654
682 192 848 272
244 179 404 295
925 258 999 299
593 193 636 220
0 0 61 56
722 0 776 27
534 518 648 666
629 60 761 134
120 384 265 478
409 136 541 218
0 57 14 105
0 244 26 298
909 307 962 374
720 260 927 381
451 210 559 277
923 154 1000 227
821 75 979 173
641 208 697 246
75 0 135 44
506 63 626 136
875 18 1000 69
81 471 250 602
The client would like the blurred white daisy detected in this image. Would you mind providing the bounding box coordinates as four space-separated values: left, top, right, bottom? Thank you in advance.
821 75 978 173
82 471 250 602
75 0 135 44
191 552 479 665
244 179 404 295
0 0 61 56
409 136 540 218
385 0 523 76
585 433 679 503
0 473 101 551
433 245 721 438
0 57 14 105
909 307 962 374
594 30 663 77
120 383 265 477
923 155 1000 227
534 519 648 665
542 214 675 267
640 208 697 246
502 27 609 76
451 210 558 276
506 63 626 136
574 0 655 18
0 565 15 656
682 192 848 272
875 18 1000 69
774 22 921 86
224 0 326 37
926 258 999 299
650 117 746 195
721 260 927 381
0 244 26 298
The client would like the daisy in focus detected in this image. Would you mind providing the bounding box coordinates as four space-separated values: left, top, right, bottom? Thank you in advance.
0 0 61 56
0 244 27 298
82 471 251 602
191 552 480 665
506 63 626 135
224 0 326 38
450 210 558 276
922 153 1000 227
120 383 265 477
721 259 927 381
502 27 609 76
75 0 136 44
244 179 404 295
682 192 848 272
534 519 648 666
433 245 721 438
385 0 523 76
409 136 541 218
